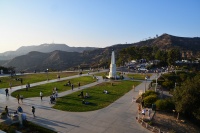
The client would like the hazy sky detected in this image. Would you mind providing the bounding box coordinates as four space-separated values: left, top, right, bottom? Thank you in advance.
0 0 200 53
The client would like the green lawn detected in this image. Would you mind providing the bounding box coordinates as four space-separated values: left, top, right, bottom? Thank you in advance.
0 120 56 133
95 72 109 77
53 80 141 112
11 76 95 98
0 72 79 88
95 72 124 78
127 73 152 80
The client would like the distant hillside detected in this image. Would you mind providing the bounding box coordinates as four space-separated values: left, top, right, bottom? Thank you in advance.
2 45 132 72
153 34 200 51
2 34 200 72
0 43 97 60
3 51 83 71
134 33 200 52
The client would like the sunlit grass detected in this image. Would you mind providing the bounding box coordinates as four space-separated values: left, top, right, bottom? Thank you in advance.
0 72 79 88
11 76 95 98
53 80 141 112
127 73 152 80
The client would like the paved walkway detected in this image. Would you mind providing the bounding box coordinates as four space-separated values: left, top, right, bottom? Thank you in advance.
0 72 156 133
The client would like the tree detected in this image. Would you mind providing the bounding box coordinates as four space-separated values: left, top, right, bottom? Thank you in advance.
155 50 168 66
173 75 200 120
167 48 181 65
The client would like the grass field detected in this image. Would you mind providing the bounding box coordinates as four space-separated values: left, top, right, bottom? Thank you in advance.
11 76 95 98
0 72 80 88
0 120 56 133
53 80 140 112
127 73 152 80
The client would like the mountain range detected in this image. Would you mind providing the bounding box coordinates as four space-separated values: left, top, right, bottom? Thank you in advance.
1 33 200 72
0 43 97 60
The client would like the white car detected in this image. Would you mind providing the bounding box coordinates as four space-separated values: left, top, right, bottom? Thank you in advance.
138 68 148 71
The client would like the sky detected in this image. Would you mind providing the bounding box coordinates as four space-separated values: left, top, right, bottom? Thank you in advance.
0 0 200 53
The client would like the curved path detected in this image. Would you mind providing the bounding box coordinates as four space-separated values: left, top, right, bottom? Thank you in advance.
0 72 155 133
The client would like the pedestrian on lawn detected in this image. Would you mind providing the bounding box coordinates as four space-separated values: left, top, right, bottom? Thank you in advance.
78 82 80 89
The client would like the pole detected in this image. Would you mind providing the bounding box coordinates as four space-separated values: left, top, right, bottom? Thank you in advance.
46 69 49 81
144 76 147 92
155 76 157 92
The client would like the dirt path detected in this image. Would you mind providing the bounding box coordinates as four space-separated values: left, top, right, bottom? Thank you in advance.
152 111 200 133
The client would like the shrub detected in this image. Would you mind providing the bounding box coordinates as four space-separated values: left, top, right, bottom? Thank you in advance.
142 90 158 98
0 123 16 133
143 94 158 107
155 99 167 110
161 81 174 90
155 99 175 111
1 111 6 115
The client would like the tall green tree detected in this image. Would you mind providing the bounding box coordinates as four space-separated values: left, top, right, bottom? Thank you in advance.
173 75 200 120
155 50 168 66
167 48 181 65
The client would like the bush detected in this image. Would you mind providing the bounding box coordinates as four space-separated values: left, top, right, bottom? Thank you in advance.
155 99 175 111
0 123 16 133
1 111 6 115
143 94 158 107
142 90 158 98
161 81 174 90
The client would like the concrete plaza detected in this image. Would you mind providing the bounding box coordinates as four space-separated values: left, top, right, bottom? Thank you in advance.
0 72 154 133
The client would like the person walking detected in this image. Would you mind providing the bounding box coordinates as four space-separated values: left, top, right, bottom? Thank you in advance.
78 82 80 89
40 91 43 100
16 94 20 104
9 82 12 89
32 106 35 117
20 95 24 103
26 83 29 91
71 84 74 91
5 88 9 97
5 106 9 116
26 83 30 91
20 78 23 85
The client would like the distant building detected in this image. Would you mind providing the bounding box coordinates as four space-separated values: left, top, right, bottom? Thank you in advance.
182 51 193 59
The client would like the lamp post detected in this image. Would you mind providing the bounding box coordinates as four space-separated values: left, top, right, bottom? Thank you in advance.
155 75 158 92
46 68 49 81
144 76 148 92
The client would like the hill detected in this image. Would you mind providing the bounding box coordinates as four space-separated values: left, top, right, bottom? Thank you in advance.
0 43 97 60
134 33 200 52
2 33 200 71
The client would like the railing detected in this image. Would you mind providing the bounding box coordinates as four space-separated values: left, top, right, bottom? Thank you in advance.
137 118 165 133
136 111 168 133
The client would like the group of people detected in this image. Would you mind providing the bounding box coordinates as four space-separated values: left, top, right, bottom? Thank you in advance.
137 103 151 120
141 108 151 119
4 105 35 121
64 81 81 90
64 80 71 86
78 91 90 99
50 87 58 104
